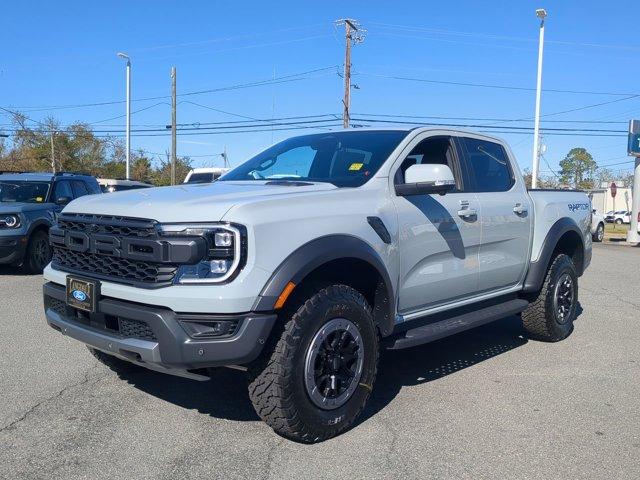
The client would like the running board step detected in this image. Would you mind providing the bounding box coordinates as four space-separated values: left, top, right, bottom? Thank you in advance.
387 299 529 350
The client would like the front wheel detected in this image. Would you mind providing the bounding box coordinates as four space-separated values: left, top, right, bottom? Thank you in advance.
248 284 379 443
615 218 623 225
23 230 52 273
522 254 578 342
592 223 604 242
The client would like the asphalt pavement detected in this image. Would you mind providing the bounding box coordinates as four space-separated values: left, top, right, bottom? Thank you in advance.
1 243 639 479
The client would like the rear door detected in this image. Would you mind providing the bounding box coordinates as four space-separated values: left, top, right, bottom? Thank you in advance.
458 136 532 292
391 133 481 314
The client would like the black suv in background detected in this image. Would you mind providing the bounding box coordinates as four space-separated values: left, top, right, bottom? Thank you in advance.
0 171 101 272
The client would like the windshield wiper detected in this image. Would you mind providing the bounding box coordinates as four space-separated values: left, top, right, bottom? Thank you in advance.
264 180 315 186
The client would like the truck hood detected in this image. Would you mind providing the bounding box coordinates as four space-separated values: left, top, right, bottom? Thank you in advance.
64 181 338 222
0 202 52 213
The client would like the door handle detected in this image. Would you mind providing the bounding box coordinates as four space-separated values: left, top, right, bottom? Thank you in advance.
457 208 477 218
513 204 528 215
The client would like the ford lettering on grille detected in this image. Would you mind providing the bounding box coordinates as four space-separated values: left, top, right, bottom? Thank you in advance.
49 215 206 286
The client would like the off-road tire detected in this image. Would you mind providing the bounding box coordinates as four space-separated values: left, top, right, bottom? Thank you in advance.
522 254 578 342
247 284 379 443
23 229 52 273
87 346 141 374
592 223 604 242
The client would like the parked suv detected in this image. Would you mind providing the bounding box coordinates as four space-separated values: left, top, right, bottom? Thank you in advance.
0 171 100 272
183 167 229 184
98 178 154 193
43 129 592 442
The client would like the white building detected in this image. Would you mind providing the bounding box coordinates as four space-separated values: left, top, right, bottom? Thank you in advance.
587 184 633 214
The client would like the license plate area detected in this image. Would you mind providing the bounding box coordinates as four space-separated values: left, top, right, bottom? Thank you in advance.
66 276 100 313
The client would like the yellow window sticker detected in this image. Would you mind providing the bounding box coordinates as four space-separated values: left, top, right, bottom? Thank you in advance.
348 162 364 171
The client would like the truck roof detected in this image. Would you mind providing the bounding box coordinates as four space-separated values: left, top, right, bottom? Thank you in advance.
286 126 507 144
0 172 57 182
0 171 95 182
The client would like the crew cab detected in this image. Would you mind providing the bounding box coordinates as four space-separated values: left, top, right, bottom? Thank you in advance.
42 128 592 442
0 171 100 272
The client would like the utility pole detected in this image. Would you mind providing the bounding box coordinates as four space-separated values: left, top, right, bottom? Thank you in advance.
627 120 640 244
221 146 229 168
171 66 177 185
336 19 365 128
117 53 132 179
50 129 56 173
531 9 547 189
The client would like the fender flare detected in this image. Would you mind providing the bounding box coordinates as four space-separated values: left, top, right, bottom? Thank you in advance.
252 235 395 336
523 217 585 293
26 218 53 240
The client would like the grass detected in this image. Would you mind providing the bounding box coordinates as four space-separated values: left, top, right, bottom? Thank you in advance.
604 222 630 240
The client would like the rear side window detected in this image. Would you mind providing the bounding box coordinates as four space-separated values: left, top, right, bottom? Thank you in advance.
51 180 73 200
72 180 89 198
461 138 513 192
84 179 101 194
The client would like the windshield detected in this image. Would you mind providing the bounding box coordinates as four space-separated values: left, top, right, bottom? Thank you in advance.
221 131 409 187
0 181 50 203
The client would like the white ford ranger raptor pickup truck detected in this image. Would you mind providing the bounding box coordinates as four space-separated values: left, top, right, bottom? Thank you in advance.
43 128 592 442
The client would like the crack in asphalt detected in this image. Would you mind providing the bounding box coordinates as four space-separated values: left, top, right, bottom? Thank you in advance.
261 436 286 480
0 362 102 433
582 285 640 309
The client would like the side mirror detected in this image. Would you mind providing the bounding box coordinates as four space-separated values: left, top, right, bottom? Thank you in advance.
55 196 72 206
395 164 456 196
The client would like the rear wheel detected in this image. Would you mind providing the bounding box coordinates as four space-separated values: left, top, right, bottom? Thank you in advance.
592 223 604 242
615 218 623 225
23 230 52 273
248 284 379 443
522 254 578 342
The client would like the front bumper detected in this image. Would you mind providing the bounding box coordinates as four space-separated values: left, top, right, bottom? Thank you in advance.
0 235 27 265
43 282 276 380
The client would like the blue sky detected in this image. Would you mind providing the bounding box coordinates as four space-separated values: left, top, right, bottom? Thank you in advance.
2 0 640 177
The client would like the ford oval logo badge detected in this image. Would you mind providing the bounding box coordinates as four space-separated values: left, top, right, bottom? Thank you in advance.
72 290 88 302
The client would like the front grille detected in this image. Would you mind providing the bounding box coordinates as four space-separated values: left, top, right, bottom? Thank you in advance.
51 214 184 287
118 318 157 341
53 248 177 284
57 214 157 238
47 297 68 316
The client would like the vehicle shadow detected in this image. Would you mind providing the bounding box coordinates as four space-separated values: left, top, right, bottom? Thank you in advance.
112 303 583 427
0 265 35 276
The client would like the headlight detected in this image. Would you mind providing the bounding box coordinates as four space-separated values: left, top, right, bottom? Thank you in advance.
0 214 20 229
158 223 246 284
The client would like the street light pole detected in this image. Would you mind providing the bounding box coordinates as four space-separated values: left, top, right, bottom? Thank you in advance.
117 52 131 180
531 8 547 189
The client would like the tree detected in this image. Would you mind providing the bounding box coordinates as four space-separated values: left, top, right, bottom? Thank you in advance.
0 112 195 186
595 167 615 189
523 168 561 189
559 148 597 189
152 154 192 186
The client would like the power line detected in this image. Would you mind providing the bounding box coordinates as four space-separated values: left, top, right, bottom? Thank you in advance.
1 66 339 113
365 21 640 52
357 71 640 97
351 112 629 124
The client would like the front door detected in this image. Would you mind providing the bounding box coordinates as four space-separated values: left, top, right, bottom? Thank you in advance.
392 134 481 314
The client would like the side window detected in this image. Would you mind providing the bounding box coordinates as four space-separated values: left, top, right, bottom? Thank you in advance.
462 138 514 192
51 180 73 200
84 179 101 194
72 180 89 198
394 136 462 190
